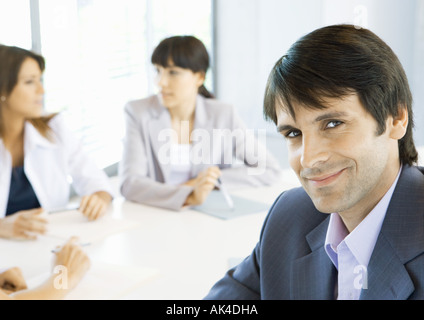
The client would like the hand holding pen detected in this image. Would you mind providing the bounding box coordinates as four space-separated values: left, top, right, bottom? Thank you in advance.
51 237 91 293
183 166 222 206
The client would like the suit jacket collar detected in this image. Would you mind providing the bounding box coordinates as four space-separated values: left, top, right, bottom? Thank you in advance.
291 216 337 299
360 165 424 299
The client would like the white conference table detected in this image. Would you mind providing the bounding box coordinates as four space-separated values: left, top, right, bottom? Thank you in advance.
0 169 300 300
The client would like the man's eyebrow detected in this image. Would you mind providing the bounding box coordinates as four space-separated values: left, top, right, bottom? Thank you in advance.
277 111 349 133
314 111 349 122
276 124 297 133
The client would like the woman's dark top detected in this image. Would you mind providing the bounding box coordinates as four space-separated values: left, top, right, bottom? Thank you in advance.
6 166 40 216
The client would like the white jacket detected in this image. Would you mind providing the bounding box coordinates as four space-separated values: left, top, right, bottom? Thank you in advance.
0 115 114 217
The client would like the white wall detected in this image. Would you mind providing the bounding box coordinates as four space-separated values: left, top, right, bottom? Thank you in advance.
214 0 424 147
214 0 323 133
413 0 424 146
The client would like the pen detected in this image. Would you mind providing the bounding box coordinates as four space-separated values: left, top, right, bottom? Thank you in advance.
217 178 234 210
51 242 91 253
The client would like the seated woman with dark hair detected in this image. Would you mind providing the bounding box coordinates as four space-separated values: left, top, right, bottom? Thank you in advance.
119 35 282 211
0 44 114 240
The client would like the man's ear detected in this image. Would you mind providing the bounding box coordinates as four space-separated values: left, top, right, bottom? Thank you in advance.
389 105 408 140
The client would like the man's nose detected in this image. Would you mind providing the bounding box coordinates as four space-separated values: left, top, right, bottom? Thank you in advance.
300 134 330 168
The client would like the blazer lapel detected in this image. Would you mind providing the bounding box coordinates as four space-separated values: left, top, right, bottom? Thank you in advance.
291 217 337 299
361 165 424 299
190 95 213 177
148 103 173 183
360 234 414 300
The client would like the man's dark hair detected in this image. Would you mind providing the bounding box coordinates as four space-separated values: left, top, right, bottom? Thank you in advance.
264 24 417 166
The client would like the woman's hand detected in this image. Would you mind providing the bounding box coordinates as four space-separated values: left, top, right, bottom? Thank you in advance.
79 191 112 221
0 208 47 240
52 237 91 292
183 166 221 206
0 267 27 294
0 237 90 300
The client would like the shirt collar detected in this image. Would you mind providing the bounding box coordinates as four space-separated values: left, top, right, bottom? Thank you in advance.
24 120 56 149
325 166 402 268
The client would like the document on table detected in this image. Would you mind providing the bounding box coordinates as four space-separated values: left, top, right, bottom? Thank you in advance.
193 190 270 220
27 261 159 300
45 210 140 243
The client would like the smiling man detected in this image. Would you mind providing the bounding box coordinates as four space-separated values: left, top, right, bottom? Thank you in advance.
204 24 424 300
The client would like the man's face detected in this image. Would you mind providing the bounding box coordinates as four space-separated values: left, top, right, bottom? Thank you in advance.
276 94 401 220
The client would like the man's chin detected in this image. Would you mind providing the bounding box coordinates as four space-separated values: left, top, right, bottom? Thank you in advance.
309 195 343 214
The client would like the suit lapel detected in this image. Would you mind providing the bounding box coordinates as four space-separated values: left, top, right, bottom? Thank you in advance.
291 217 337 299
291 247 337 299
148 103 173 182
360 234 414 299
190 95 213 177
361 165 424 299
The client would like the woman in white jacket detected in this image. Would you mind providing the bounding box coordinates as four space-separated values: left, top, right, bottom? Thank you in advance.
119 36 281 211
0 45 113 240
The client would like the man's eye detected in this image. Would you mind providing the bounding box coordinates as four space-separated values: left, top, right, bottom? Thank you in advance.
326 120 343 129
285 130 301 138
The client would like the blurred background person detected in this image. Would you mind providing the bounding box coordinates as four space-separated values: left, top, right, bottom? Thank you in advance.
119 35 282 211
0 44 114 240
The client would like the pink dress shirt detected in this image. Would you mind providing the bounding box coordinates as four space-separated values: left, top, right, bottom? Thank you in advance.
324 167 402 300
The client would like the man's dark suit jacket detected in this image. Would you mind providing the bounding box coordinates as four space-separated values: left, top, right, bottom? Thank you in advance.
205 165 424 300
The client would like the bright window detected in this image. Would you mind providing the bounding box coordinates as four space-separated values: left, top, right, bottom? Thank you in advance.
1 0 213 170
0 0 32 49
